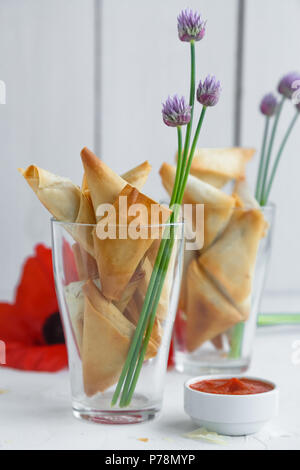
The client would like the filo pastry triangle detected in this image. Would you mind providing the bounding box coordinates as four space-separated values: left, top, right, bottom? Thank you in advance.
18 164 97 256
198 206 266 318
159 162 235 250
19 165 83 222
80 147 151 216
80 160 151 196
187 147 255 188
81 160 152 198
121 161 152 189
185 260 243 352
232 180 260 209
82 280 157 396
232 179 269 238
73 158 152 255
64 271 144 358
19 154 151 255
93 183 171 301
75 157 152 255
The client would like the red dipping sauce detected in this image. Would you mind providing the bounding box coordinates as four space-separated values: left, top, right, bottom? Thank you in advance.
190 377 274 395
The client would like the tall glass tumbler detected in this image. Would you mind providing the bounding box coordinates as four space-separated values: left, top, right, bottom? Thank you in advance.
174 204 275 376
51 219 184 424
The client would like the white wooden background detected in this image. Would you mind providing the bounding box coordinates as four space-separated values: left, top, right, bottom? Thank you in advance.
0 0 299 307
0 0 95 300
242 0 300 297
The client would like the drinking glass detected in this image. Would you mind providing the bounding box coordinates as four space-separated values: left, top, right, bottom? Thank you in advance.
51 219 184 424
174 204 275 375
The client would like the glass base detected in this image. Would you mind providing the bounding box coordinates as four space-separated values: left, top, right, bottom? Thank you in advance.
73 408 159 425
175 350 250 376
72 392 160 424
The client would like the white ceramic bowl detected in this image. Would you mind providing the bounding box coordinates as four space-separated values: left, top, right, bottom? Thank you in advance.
184 375 279 436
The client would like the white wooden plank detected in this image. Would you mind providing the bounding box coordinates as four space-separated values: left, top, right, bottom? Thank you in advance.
242 0 300 293
100 0 239 200
0 0 95 299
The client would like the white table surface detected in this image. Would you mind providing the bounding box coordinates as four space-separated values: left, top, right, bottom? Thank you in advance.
0 325 300 450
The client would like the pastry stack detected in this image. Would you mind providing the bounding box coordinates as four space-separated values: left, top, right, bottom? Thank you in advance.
160 148 267 352
19 148 173 396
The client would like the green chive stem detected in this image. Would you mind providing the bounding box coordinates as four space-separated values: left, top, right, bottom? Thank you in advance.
118 111 208 405
179 41 196 177
112 39 201 408
123 224 178 406
121 106 208 402
228 322 245 359
260 97 285 205
262 111 299 205
177 106 207 204
255 117 270 202
258 313 300 326
111 233 169 406
170 127 183 206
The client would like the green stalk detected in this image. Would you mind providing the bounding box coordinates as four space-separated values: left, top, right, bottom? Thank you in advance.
118 281 160 406
118 131 184 406
122 234 176 406
118 216 175 407
228 313 300 359
113 122 185 406
170 127 183 206
121 208 180 405
260 97 285 205
255 117 270 202
179 41 196 178
112 134 182 406
262 111 299 205
118 230 173 406
229 102 293 358
258 313 300 326
228 322 245 359
188 41 196 111
120 109 207 404
111 232 168 406
177 106 207 203
122 110 207 402
112 40 198 408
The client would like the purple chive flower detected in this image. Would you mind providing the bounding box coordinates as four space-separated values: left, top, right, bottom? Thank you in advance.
260 93 278 116
162 95 191 127
197 75 221 107
177 9 206 42
278 71 300 99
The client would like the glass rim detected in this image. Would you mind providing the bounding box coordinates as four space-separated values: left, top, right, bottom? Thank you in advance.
50 217 185 229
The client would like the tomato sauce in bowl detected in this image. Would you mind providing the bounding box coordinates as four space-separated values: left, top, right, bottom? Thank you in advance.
189 377 274 395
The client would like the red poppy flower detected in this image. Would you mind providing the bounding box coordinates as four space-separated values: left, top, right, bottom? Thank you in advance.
0 244 68 372
0 243 176 372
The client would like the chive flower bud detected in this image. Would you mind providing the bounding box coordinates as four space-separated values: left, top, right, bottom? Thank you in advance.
260 93 278 116
162 95 191 127
197 75 221 107
177 9 206 42
278 72 300 99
